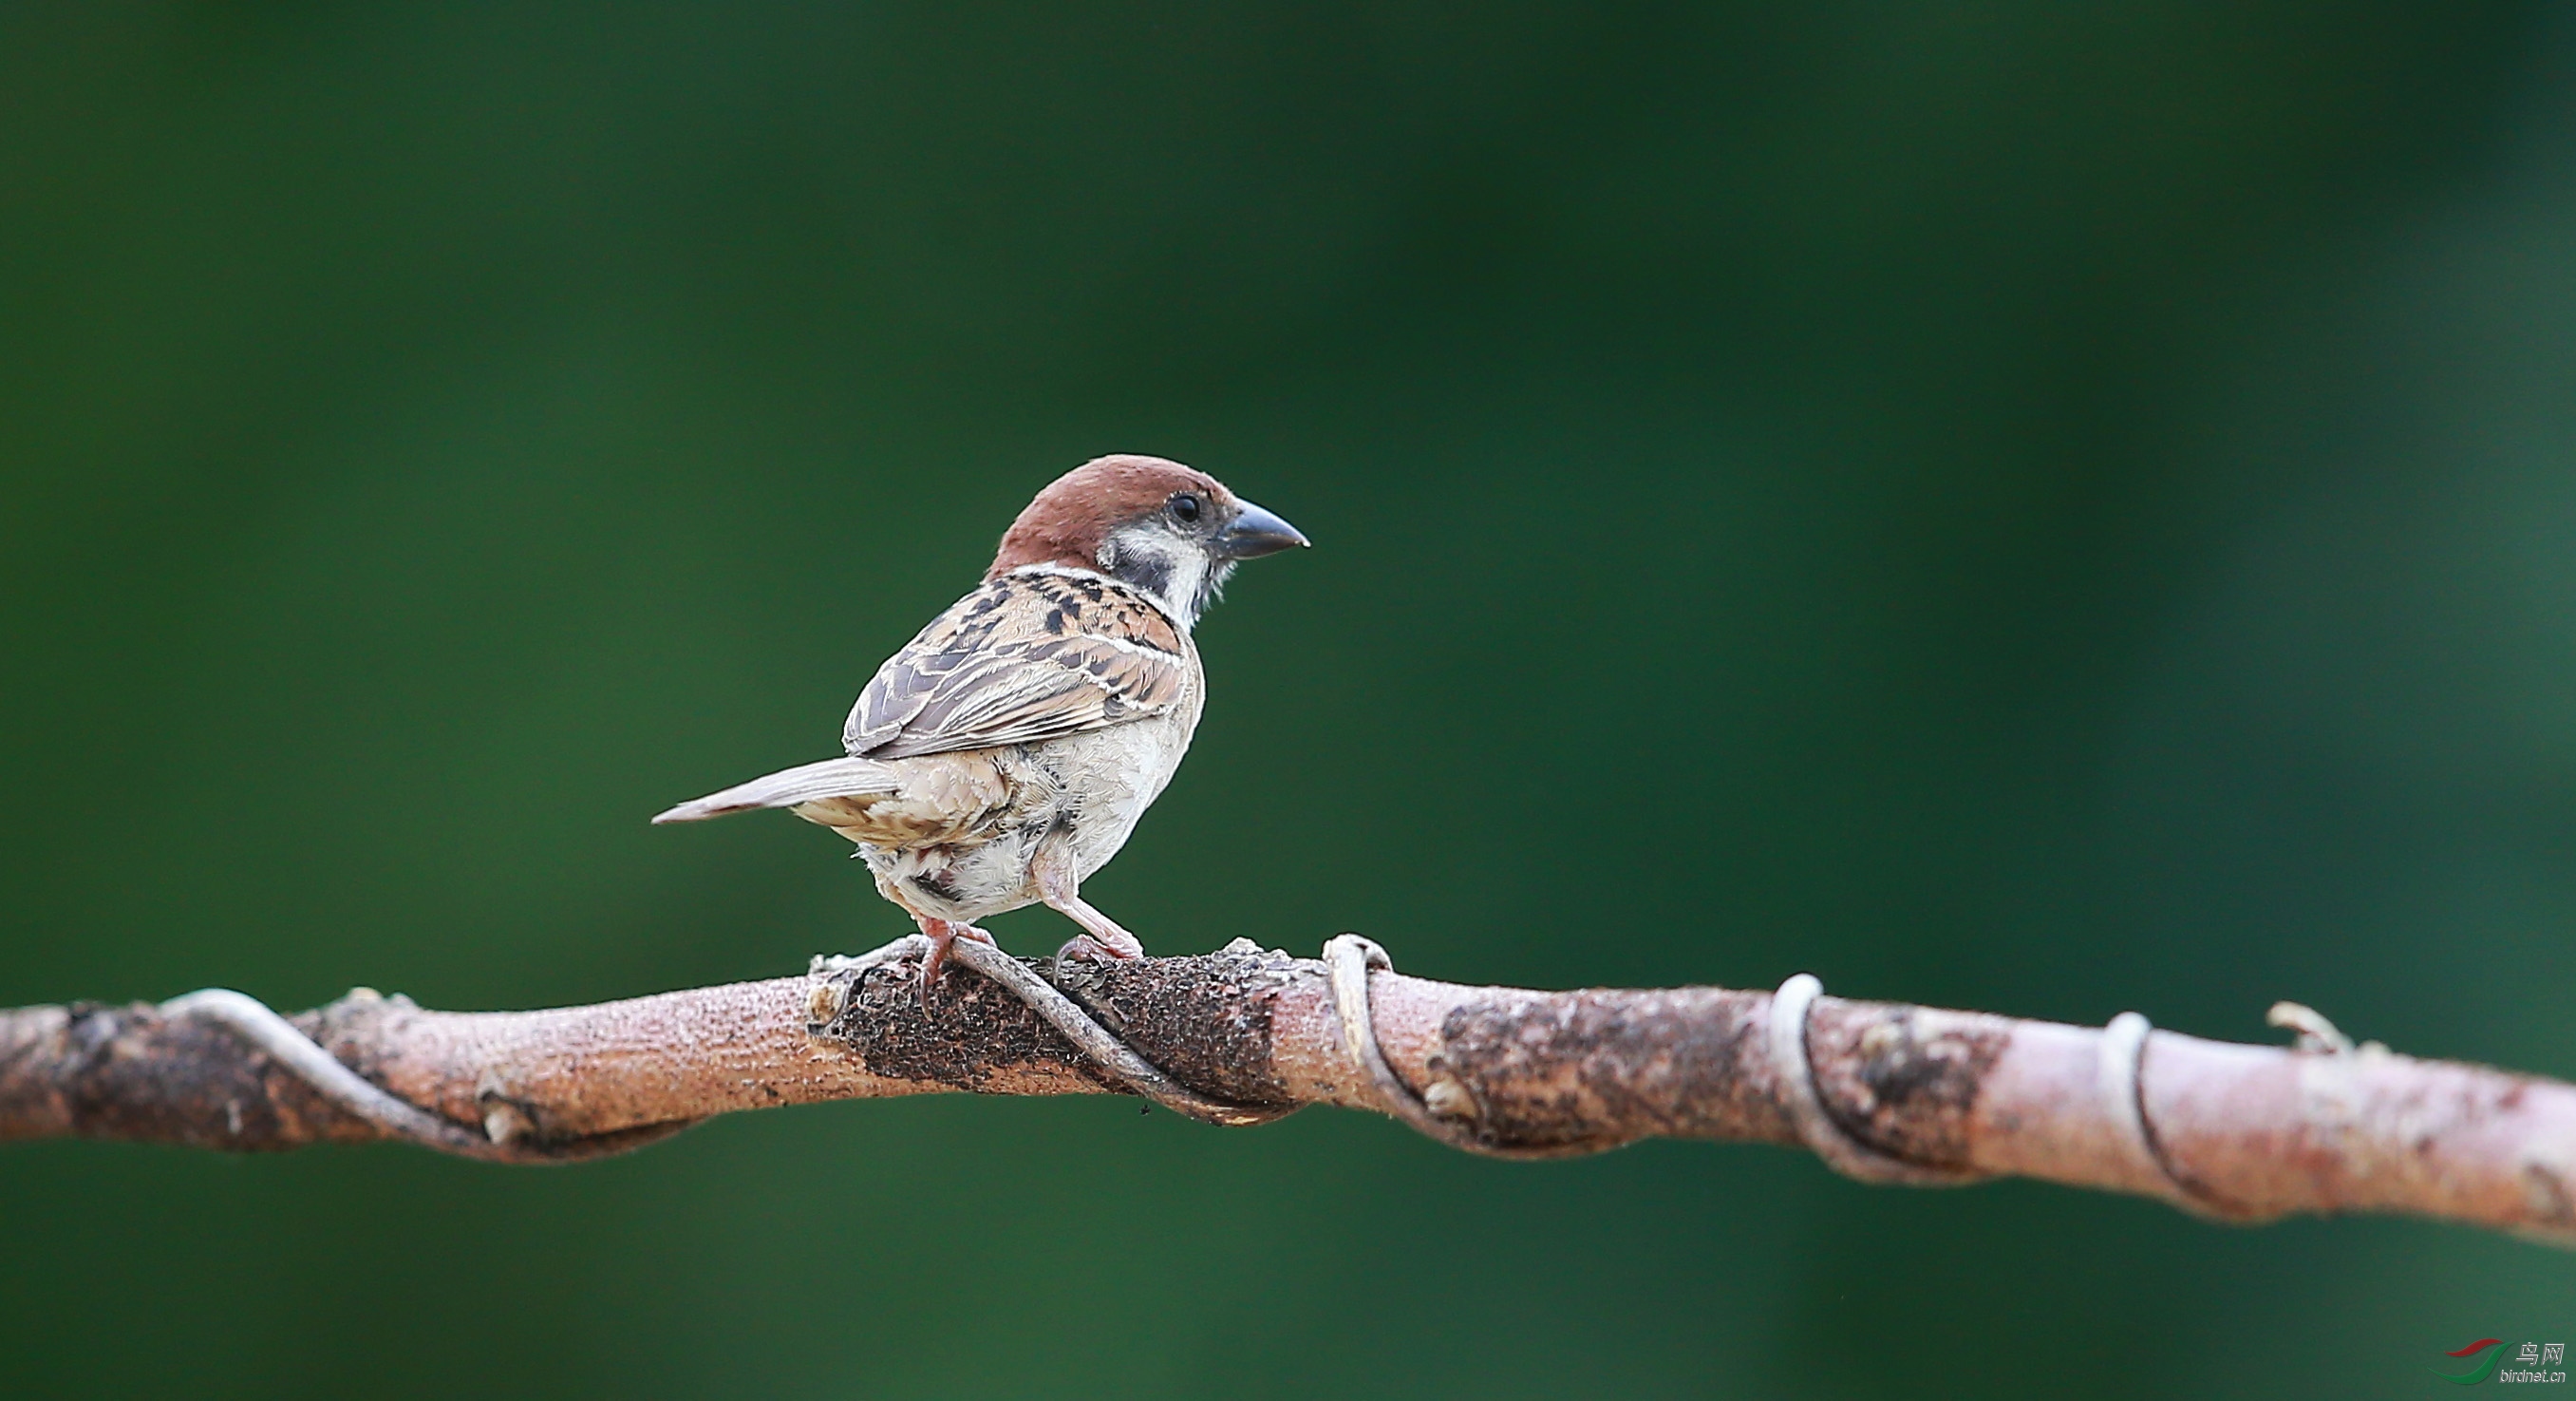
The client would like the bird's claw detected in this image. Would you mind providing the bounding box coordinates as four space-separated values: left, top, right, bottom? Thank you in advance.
917 921 997 1008
1052 933 1143 968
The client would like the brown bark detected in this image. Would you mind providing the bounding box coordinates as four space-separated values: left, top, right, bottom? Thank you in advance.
3 937 2570 1243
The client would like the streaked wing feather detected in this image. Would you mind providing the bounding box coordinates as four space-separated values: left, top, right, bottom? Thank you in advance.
842 573 1187 761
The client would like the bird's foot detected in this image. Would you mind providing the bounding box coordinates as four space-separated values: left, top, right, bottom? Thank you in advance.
1030 854 1148 965
917 919 997 1007
1052 932 1145 967
809 935 930 978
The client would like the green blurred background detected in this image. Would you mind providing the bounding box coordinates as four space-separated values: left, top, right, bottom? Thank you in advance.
5 3 2574 1395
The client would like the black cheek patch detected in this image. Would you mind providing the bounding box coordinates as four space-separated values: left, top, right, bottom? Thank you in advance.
1113 553 1175 607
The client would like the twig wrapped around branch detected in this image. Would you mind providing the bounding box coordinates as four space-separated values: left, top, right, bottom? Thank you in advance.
2 937 2570 1244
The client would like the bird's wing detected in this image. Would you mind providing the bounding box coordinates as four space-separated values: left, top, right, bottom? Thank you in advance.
843 569 1191 760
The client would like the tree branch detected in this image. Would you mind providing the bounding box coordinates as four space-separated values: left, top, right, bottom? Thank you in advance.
4 936 2571 1244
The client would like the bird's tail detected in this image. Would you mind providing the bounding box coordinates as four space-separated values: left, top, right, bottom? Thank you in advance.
651 756 901 824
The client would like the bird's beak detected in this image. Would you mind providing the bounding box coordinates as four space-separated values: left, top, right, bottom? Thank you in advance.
1212 500 1309 559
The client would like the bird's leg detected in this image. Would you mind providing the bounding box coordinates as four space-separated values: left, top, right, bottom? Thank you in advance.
1033 850 1146 965
912 916 997 1005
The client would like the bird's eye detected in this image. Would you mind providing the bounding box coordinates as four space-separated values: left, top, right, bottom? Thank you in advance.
1167 492 1203 524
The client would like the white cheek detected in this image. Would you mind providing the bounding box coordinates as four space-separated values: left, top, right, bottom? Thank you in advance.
1164 553 1208 619
1100 525 1207 628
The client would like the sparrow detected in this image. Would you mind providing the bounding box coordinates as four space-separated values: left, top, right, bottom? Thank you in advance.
653 454 1308 992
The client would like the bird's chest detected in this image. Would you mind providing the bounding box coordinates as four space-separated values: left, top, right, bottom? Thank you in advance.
1026 699 1198 871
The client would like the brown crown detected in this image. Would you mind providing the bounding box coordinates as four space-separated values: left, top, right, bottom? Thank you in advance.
987 454 1239 577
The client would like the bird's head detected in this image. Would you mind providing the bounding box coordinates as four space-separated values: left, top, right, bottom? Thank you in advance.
988 454 1308 629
